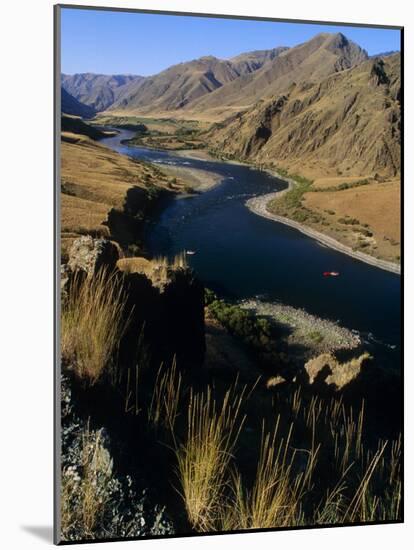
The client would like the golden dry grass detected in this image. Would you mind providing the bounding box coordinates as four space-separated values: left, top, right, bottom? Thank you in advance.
172 383 401 531
60 135 174 255
304 180 400 261
175 385 246 531
149 359 183 432
223 420 315 529
61 269 129 384
61 194 110 236
117 254 187 283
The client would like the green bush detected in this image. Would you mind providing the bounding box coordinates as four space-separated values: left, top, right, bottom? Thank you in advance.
205 290 277 362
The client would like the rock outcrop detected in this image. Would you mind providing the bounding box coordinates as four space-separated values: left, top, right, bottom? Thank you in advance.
303 352 371 390
68 236 120 276
117 256 206 371
62 236 205 372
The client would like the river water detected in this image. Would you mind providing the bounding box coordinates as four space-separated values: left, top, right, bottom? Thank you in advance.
103 130 401 370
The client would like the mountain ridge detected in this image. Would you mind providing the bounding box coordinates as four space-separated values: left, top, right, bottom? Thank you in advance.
207 52 401 178
61 73 144 112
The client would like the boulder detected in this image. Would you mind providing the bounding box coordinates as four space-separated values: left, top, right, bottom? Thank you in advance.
304 352 371 390
68 236 119 276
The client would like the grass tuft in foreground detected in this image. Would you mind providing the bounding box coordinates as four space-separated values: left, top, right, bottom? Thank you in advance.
61 269 129 384
175 385 247 532
172 383 401 531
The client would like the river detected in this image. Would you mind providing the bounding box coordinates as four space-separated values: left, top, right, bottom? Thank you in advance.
102 129 401 370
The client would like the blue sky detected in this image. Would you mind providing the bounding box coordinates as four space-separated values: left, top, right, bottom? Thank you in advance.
61 8 401 76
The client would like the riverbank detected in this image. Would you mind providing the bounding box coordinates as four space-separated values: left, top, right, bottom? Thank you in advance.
239 298 361 357
246 192 401 275
185 147 401 274
107 135 400 273
172 148 215 161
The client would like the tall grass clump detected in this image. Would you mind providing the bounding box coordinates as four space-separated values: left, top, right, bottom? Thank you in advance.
224 419 318 530
180 385 401 532
175 385 246 532
61 269 129 384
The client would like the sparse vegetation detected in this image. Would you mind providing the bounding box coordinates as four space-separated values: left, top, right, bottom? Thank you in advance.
170 383 401 531
338 217 360 225
314 178 371 192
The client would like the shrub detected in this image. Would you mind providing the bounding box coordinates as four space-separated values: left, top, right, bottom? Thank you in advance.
338 217 360 225
207 295 273 352
357 228 373 237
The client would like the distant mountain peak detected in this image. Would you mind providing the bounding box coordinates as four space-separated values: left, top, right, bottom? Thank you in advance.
62 32 371 117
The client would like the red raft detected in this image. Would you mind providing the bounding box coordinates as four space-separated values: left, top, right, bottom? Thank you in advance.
323 271 340 277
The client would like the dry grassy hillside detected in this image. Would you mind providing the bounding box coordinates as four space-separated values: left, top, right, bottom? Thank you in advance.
60 133 184 259
187 33 368 120
303 180 400 262
108 48 288 117
107 34 367 122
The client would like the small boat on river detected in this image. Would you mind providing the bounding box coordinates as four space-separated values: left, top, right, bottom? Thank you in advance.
323 271 340 277
186 250 196 256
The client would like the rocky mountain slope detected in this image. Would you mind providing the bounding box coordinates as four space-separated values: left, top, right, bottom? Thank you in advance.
109 49 288 114
186 33 368 120
61 73 144 111
61 34 370 121
61 87 96 119
107 33 368 121
207 52 401 178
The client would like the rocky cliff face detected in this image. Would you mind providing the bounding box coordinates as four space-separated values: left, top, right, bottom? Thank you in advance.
63 236 206 373
207 53 401 177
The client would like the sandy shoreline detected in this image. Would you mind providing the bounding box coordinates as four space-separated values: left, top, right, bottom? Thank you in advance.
246 191 401 275
159 162 224 192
